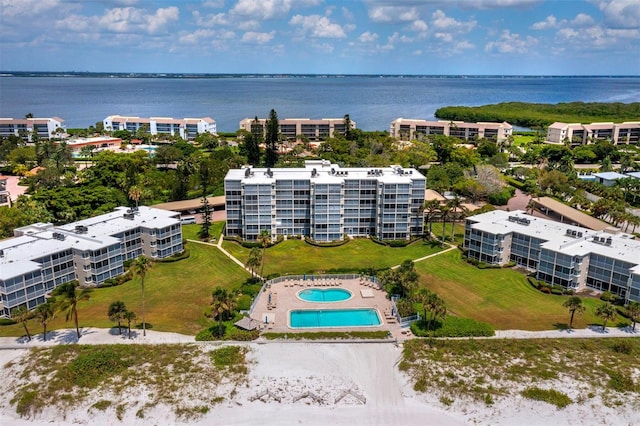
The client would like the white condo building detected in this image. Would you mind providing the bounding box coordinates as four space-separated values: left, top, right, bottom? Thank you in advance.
464 210 640 303
0 206 183 318
389 119 513 142
103 115 216 139
546 121 640 145
238 117 356 141
0 117 66 141
225 160 425 242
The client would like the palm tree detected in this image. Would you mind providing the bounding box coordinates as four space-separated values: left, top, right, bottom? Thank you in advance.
414 287 432 322
123 310 137 338
55 281 92 339
34 302 55 341
562 296 585 329
245 247 262 277
595 302 617 332
108 300 127 335
211 287 231 338
12 305 33 342
439 204 451 247
258 229 271 280
447 196 466 243
426 292 446 331
626 301 640 332
128 186 142 208
422 199 440 239
133 256 152 337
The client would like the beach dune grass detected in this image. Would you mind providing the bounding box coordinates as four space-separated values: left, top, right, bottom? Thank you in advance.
414 250 614 330
222 237 443 276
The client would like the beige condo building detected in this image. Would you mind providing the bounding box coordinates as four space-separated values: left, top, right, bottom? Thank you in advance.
546 121 640 145
389 118 513 142
239 117 356 142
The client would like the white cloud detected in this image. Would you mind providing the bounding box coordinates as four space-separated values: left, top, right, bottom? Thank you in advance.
95 6 178 34
431 10 476 32
368 6 419 23
231 0 322 20
202 0 225 7
591 0 640 29
241 31 275 44
358 31 378 43
571 13 595 27
289 14 347 38
1 0 61 17
342 6 354 21
485 30 538 53
455 40 475 50
409 19 428 32
531 15 557 30
311 42 335 53
455 0 541 9
146 7 179 33
193 11 228 27
435 32 453 43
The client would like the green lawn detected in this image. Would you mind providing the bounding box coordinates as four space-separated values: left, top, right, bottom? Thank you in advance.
181 222 225 241
414 250 626 330
429 222 465 246
222 238 443 276
0 241 250 338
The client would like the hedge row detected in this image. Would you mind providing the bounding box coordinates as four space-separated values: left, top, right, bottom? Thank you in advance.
504 176 526 190
303 236 350 247
370 236 420 247
224 235 284 249
156 249 190 263
527 276 575 295
410 316 495 337
97 270 133 288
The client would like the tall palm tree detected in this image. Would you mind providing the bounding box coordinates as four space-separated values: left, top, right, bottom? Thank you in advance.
55 281 92 339
595 302 617 332
258 229 271 280
128 186 142 208
562 296 585 329
12 305 33 342
414 287 432 322
133 256 153 337
245 247 262 277
447 196 466 243
426 293 447 331
211 287 231 338
626 301 640 332
108 300 127 335
439 204 451 247
123 310 137 338
423 199 440 239
34 302 55 341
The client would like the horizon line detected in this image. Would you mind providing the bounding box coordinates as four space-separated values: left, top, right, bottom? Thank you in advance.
1 71 639 78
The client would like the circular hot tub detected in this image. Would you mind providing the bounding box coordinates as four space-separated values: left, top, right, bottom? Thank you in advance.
297 288 352 303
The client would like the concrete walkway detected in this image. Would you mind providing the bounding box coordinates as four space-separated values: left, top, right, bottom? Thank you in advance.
187 237 263 280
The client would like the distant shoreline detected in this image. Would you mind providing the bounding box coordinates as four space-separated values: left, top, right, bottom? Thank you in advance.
1 72 639 79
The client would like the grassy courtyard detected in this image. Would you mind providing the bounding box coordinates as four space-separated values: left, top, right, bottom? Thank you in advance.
0 241 250 337
222 238 444 276
414 250 625 330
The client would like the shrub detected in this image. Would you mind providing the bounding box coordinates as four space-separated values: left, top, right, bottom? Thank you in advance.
395 299 417 318
0 318 17 326
607 371 636 392
303 236 350 247
488 187 515 206
600 291 616 302
195 329 216 341
224 329 259 341
521 387 573 409
410 316 495 337
236 294 252 311
156 249 190 263
611 341 633 355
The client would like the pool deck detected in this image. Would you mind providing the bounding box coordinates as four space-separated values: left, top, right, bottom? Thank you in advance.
250 276 407 338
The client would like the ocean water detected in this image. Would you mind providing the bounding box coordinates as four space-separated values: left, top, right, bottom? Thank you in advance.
0 76 638 132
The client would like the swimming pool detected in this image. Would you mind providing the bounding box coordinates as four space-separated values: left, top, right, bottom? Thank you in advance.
298 288 352 303
290 308 381 328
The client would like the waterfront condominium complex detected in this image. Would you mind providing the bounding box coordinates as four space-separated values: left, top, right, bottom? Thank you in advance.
238 117 356 141
225 160 425 242
0 117 66 141
546 121 640 145
103 115 216 139
0 206 183 318
464 210 640 303
389 118 513 143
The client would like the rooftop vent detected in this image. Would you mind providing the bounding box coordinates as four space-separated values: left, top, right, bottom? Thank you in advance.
75 225 88 234
0 249 4 257
311 168 317 178
508 216 530 226
123 213 135 220
52 232 66 241
245 168 251 178
265 168 273 178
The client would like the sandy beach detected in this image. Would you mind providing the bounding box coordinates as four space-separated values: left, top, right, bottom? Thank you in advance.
0 328 638 425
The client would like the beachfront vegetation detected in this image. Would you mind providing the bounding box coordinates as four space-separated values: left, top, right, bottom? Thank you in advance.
435 101 640 128
401 338 640 409
262 331 389 340
410 316 494 337
7 344 249 420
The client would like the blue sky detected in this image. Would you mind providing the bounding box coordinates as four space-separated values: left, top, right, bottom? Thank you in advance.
1 0 639 75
